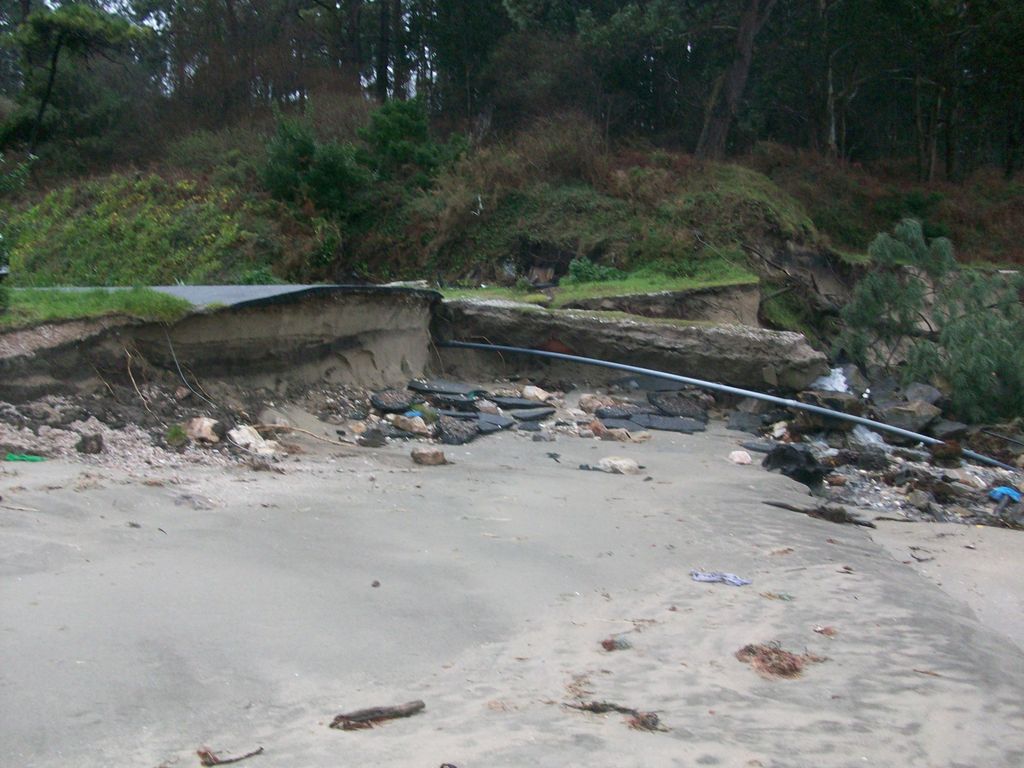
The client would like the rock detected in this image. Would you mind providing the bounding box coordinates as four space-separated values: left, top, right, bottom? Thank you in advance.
532 432 556 442
628 413 706 433
228 425 280 456
866 370 902 406
942 468 986 490
577 428 595 439
728 450 752 465
855 446 890 471
579 394 615 413
596 457 642 475
476 399 500 415
438 415 479 445
879 400 941 433
75 433 104 455
522 385 553 403
907 490 931 510
507 406 556 422
647 390 709 422
490 396 542 409
928 418 968 440
826 474 847 487
599 418 640 430
595 404 653 420
727 411 764 434
387 414 433 437
478 412 516 430
516 421 543 432
432 393 478 411
174 386 191 401
741 439 777 454
793 390 865 432
357 428 387 447
762 444 828 488
411 447 448 466
185 417 222 444
771 422 789 440
904 382 943 405
371 389 415 413
408 379 479 396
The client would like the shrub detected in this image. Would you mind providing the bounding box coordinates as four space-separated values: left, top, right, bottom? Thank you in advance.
0 282 8 314
513 112 607 184
838 219 1024 421
358 97 456 183
563 257 625 284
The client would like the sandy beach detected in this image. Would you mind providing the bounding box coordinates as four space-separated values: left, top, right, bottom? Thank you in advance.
2 421 1023 767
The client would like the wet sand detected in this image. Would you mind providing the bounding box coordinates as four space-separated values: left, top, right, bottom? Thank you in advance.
2 423 1023 767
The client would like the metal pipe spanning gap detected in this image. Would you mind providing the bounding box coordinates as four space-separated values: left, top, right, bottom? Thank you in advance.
440 339 1016 472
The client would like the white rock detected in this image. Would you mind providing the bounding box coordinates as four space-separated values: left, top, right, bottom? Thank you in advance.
387 414 432 436
185 417 221 444
522 385 553 403
227 425 279 456
729 450 753 465
771 422 788 440
579 394 614 413
597 456 642 475
476 399 499 415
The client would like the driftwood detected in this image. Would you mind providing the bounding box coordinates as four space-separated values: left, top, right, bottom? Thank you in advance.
762 500 876 528
565 701 666 732
196 746 263 766
329 700 425 730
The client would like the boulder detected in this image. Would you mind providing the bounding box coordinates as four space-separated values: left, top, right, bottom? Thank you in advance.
370 389 415 413
596 457 642 475
76 433 104 455
647 390 709 422
728 450 752 465
727 411 764 434
227 425 280 456
928 418 968 440
411 447 448 466
793 390 865 432
438 415 479 445
762 443 828 488
387 414 433 437
185 417 222 444
579 394 615 413
879 400 941 433
904 382 943 405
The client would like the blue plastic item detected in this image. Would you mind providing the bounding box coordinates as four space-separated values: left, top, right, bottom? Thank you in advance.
989 486 1021 504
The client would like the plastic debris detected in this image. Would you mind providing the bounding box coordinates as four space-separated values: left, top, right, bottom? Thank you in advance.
4 453 45 462
690 569 751 586
810 367 850 393
989 486 1021 504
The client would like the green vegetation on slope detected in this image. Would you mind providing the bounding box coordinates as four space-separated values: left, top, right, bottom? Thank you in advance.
1 287 191 329
6 174 287 286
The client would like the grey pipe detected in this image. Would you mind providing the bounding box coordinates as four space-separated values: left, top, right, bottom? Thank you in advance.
440 339 1016 472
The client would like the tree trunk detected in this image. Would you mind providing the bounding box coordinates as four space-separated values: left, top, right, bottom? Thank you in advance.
375 0 391 101
29 34 63 154
391 0 407 98
19 0 31 23
695 0 777 160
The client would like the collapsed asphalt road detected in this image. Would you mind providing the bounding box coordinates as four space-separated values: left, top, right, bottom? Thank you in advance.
1 422 1022 767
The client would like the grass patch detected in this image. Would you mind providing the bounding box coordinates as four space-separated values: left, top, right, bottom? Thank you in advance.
1 287 192 329
443 264 757 307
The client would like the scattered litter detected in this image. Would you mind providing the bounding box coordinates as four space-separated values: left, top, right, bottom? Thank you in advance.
813 625 839 637
735 642 826 679
329 700 426 730
4 453 45 462
759 592 795 601
728 450 753 465
837 565 855 574
546 452 561 463
989 486 1021 503
690 570 751 586
600 635 632 651
811 367 850 393
196 745 264 766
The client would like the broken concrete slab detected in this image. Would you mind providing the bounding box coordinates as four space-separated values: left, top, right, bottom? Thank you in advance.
506 407 556 422
628 413 707 433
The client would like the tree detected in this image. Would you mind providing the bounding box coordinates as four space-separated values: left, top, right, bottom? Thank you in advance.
12 4 145 153
696 0 777 159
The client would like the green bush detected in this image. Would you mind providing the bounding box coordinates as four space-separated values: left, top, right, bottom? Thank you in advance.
0 283 9 314
839 218 1023 421
563 257 625 284
358 97 448 181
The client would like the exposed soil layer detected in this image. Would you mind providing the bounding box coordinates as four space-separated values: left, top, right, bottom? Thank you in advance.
0 289 439 403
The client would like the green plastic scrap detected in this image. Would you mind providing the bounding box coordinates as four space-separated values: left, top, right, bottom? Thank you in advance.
4 453 46 462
